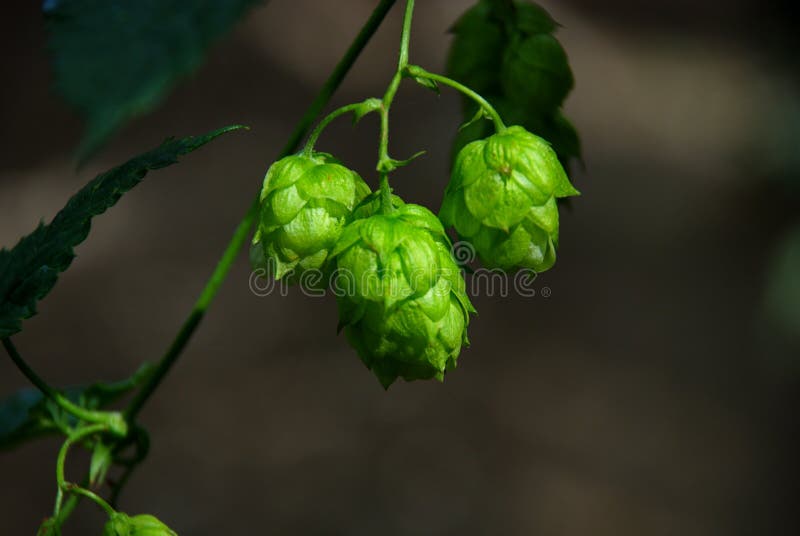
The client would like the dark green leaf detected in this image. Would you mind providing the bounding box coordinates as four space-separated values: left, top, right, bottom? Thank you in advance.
514 1 558 35
0 125 246 338
447 1 506 101
45 0 262 160
0 363 155 450
501 33 573 112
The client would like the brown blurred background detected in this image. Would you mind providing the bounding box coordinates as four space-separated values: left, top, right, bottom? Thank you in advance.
1 1 798 534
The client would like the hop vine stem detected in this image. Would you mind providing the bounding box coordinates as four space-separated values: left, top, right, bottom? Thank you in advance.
376 0 416 197
2 337 126 434
123 0 399 423
405 65 507 132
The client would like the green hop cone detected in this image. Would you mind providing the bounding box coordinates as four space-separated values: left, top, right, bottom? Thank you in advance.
103 513 177 536
447 0 580 171
252 152 371 287
332 203 476 389
440 126 579 272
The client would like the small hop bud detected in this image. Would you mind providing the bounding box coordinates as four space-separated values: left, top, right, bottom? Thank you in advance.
440 126 579 272
102 513 178 536
253 152 371 286
332 203 476 388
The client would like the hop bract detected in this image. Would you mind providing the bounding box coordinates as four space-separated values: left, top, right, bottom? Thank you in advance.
440 126 578 272
332 203 475 388
102 513 177 536
253 152 371 286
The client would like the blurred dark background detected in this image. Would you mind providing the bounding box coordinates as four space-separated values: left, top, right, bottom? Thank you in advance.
1 0 798 534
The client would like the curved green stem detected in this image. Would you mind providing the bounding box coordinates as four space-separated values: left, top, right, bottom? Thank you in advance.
66 484 115 517
124 0 399 423
397 0 415 70
379 173 394 213
55 424 110 517
2 338 127 436
405 65 507 132
303 99 382 156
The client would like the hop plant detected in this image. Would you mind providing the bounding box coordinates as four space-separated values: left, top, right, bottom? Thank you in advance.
332 203 475 388
3 2 583 532
102 513 177 536
440 126 579 272
252 152 371 286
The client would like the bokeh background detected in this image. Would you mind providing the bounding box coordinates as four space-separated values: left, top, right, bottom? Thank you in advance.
1 0 798 534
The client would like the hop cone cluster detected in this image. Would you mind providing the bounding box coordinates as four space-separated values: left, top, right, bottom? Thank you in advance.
332 203 475 388
440 126 578 272
252 152 371 285
447 0 579 168
102 513 177 536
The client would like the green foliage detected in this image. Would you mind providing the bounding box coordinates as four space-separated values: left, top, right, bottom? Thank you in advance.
4 1 583 531
0 363 155 450
332 203 475 388
44 0 261 160
447 0 580 169
440 126 578 272
0 125 245 338
252 152 371 286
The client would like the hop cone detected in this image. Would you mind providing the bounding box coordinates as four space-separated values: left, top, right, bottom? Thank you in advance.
102 513 177 536
253 152 371 286
332 203 475 388
440 126 578 272
447 0 579 168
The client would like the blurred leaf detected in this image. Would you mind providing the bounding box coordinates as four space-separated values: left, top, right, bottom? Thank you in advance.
44 0 262 160
447 0 579 169
0 388 48 450
763 226 800 344
0 125 246 338
0 363 155 450
501 33 573 112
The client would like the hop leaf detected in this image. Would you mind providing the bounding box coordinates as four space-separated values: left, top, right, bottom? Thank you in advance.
332 204 475 388
103 513 177 536
501 33 574 112
252 152 371 287
440 126 578 272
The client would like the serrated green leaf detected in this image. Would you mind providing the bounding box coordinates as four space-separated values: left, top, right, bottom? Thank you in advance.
0 126 246 338
0 363 155 450
44 0 262 160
